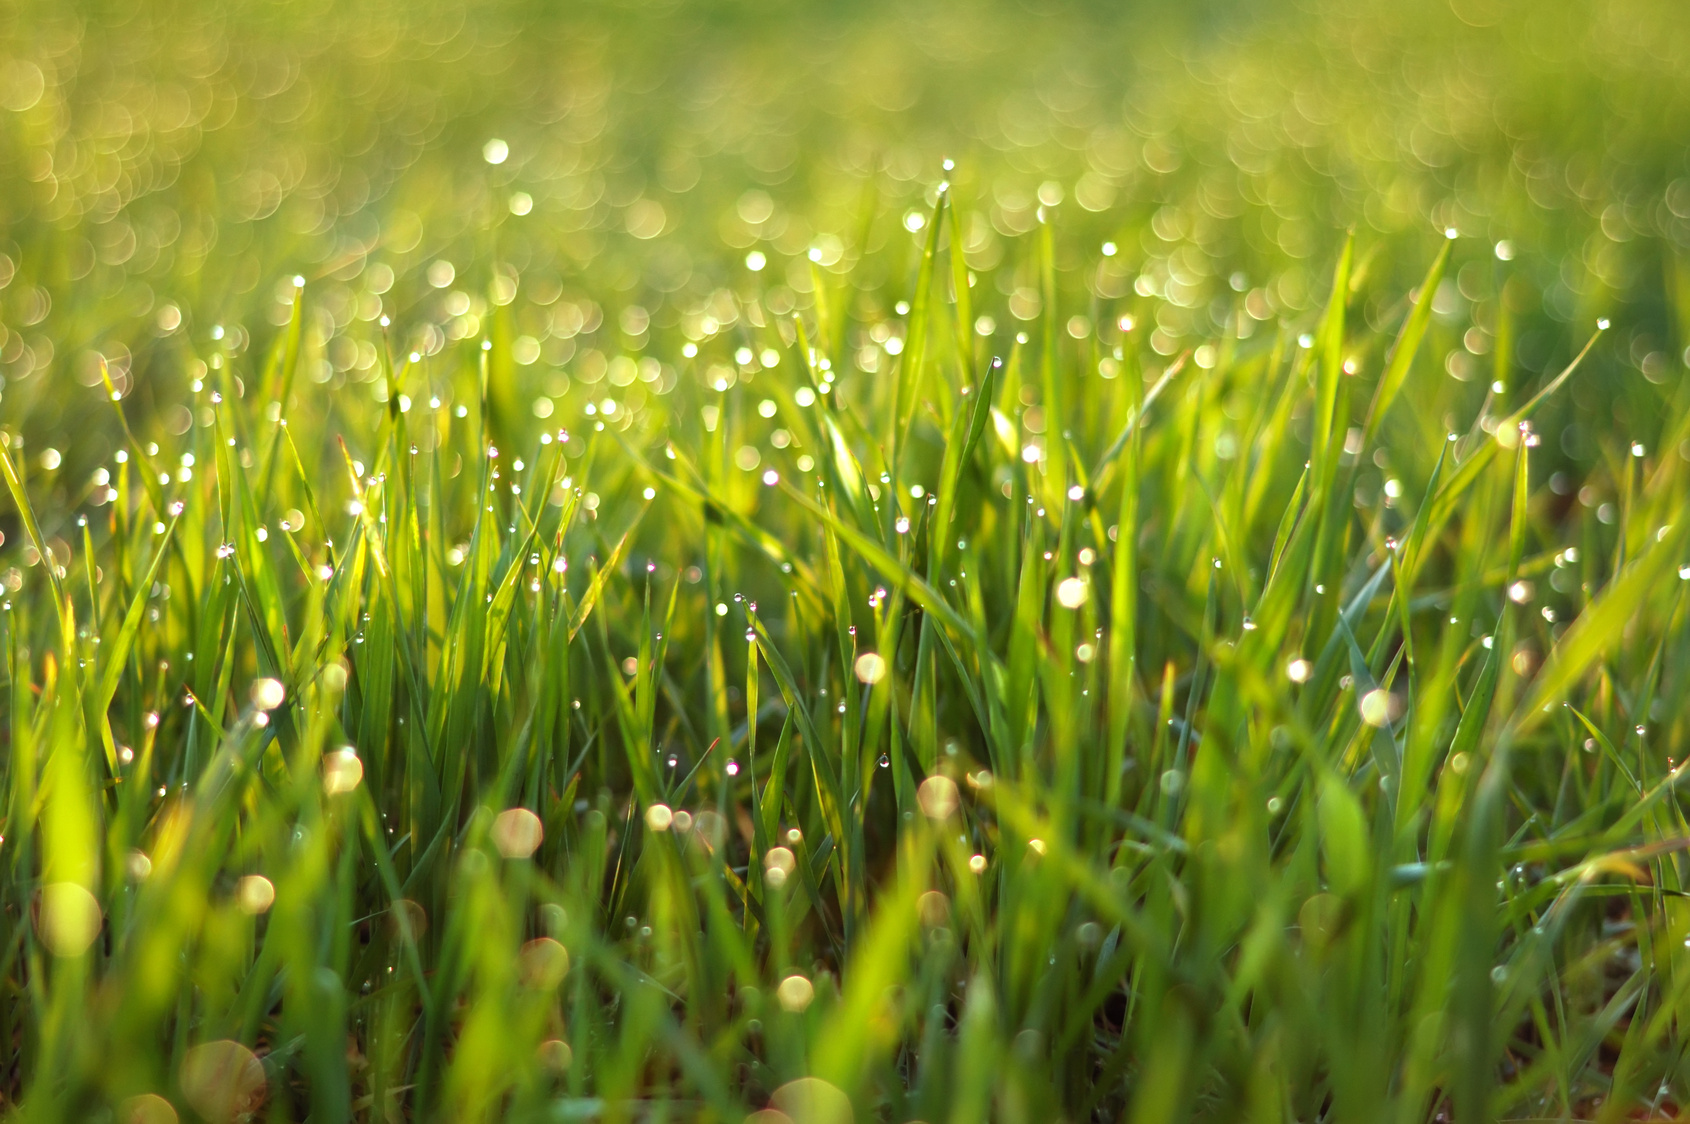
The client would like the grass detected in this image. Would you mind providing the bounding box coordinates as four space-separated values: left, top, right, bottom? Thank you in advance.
5 1 1690 1121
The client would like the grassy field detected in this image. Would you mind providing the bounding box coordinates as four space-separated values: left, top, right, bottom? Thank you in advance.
5 0 1690 1120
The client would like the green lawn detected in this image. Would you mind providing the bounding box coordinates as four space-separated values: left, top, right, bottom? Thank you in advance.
4 0 1690 1120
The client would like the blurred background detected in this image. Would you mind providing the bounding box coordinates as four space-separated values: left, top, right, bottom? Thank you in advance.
1 0 1688 476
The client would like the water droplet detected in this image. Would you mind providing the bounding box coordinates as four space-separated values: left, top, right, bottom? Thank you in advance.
877 754 889 769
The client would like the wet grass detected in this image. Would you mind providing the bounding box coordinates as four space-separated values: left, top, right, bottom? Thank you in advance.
5 1 1690 1121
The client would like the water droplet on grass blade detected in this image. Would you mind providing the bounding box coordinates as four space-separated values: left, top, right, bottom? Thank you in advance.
323 748 363 795
1056 577 1088 608
236 875 274 915
38 883 102 956
918 775 959 819
250 679 284 710
491 808 543 859
180 1040 266 1123
776 975 815 1012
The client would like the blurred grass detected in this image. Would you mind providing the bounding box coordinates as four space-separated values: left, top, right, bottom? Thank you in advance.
4 0 1690 1121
